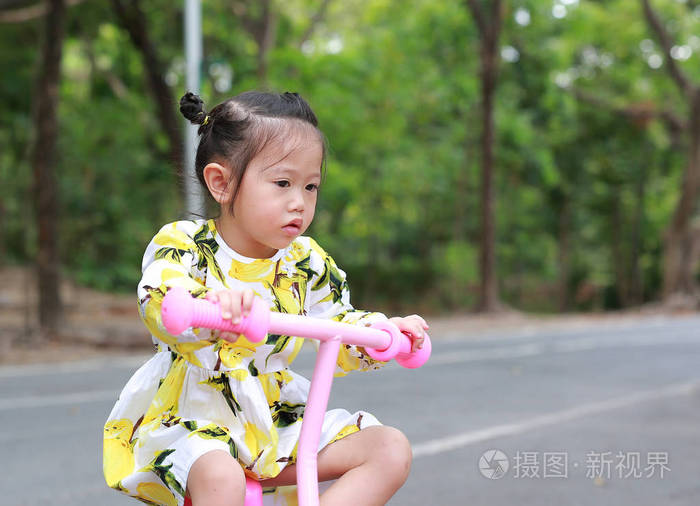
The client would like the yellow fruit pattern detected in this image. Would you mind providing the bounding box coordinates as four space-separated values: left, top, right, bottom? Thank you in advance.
134 482 178 506
229 257 276 284
217 338 258 369
189 423 239 458
104 219 386 505
259 370 294 406
142 356 188 427
327 423 360 446
103 418 135 488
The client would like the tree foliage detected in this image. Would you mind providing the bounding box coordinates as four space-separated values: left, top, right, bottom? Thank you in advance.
2 0 700 314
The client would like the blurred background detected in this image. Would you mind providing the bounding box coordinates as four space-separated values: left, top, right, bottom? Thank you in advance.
1 0 700 505
4 0 700 331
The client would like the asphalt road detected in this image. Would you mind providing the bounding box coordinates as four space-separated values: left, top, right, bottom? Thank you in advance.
1 315 699 505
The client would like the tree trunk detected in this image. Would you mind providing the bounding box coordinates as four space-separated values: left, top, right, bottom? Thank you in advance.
363 164 381 305
557 195 572 312
611 186 630 307
0 198 5 267
31 0 66 340
629 159 648 304
640 0 700 302
256 0 276 84
110 0 182 171
478 45 499 311
233 0 278 84
467 0 503 312
662 90 700 300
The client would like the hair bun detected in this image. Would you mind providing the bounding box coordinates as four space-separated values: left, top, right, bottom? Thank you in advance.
179 92 207 124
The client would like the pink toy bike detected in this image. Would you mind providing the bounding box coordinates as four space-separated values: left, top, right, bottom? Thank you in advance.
161 286 432 506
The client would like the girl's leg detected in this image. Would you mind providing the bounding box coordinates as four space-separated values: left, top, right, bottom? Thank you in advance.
187 449 247 506
261 425 412 506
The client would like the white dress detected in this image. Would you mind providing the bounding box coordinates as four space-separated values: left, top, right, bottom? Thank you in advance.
103 219 386 506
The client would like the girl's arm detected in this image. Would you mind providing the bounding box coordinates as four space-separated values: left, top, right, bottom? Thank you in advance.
137 221 216 349
305 238 388 376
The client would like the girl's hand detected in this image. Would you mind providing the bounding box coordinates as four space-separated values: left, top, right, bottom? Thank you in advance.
388 315 429 352
205 288 255 342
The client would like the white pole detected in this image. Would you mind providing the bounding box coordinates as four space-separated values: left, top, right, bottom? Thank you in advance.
184 0 206 218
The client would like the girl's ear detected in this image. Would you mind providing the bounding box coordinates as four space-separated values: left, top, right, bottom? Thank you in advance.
202 162 233 204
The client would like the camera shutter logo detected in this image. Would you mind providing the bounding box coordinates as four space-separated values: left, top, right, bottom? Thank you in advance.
479 449 509 479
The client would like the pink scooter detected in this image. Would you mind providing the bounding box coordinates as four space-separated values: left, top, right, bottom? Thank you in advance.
161 286 431 506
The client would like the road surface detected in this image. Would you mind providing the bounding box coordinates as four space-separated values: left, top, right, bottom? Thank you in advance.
1 315 698 505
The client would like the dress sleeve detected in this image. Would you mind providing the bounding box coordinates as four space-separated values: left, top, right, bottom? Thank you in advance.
305 238 387 377
137 222 215 347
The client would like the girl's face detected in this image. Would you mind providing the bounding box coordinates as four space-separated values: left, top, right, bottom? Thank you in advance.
222 125 323 258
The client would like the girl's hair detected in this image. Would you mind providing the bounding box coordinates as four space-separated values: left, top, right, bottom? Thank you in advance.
179 90 326 216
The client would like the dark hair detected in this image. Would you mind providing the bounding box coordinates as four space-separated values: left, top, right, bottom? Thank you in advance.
179 90 326 216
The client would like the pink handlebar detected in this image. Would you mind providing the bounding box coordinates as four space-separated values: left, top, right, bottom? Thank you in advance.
161 286 431 368
160 286 270 343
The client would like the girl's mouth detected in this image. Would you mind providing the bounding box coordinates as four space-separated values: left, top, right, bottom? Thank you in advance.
282 219 302 235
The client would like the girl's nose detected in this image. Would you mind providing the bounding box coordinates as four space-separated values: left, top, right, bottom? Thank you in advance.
289 189 304 211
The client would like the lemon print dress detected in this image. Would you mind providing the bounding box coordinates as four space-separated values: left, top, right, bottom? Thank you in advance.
103 219 387 506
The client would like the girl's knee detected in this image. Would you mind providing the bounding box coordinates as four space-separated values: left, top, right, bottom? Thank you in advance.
187 450 246 505
370 426 412 480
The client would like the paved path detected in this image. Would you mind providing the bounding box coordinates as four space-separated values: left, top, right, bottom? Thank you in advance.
1 315 699 505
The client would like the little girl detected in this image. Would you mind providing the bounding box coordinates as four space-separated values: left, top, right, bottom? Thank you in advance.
103 90 428 506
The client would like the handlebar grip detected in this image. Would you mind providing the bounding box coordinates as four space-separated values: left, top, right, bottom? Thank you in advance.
395 334 432 369
365 321 432 368
161 286 269 343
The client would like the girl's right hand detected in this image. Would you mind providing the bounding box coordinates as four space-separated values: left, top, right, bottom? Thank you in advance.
205 288 255 341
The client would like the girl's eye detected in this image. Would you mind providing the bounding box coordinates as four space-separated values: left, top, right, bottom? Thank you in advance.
275 180 290 188
305 183 319 191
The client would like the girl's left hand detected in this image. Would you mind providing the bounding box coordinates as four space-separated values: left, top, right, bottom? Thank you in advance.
388 315 429 352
